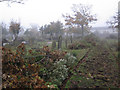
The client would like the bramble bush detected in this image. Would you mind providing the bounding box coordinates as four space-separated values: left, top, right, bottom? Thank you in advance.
37 47 70 85
68 42 89 50
68 34 99 50
84 34 100 46
36 46 77 86
2 43 78 88
2 43 48 88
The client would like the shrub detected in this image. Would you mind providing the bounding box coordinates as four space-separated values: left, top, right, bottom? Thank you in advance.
2 43 48 88
65 53 77 68
50 59 68 85
106 34 118 39
68 42 88 50
48 53 77 85
2 43 78 88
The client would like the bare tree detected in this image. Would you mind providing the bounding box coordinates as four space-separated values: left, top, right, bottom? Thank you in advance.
63 4 97 38
0 0 26 4
9 21 21 41
106 13 118 31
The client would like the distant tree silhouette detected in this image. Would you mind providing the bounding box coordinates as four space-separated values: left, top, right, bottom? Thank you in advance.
9 21 21 41
106 13 118 31
0 0 25 4
63 4 97 38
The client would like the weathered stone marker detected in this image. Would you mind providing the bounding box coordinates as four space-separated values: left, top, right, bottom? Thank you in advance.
52 40 56 49
70 35 73 43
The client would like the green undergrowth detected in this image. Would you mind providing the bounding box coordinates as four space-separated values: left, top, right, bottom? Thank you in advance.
65 42 118 88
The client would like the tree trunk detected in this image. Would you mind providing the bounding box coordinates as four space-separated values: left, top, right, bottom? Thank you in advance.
118 1 120 87
14 36 18 42
13 35 18 46
81 25 84 38
58 35 62 49
42 31 44 39
50 33 53 40
65 38 68 48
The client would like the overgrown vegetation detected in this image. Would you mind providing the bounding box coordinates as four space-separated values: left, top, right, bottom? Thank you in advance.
1 2 119 89
2 34 118 88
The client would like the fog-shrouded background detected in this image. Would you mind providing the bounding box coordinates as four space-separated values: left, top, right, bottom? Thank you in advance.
0 0 119 28
1 1 119 89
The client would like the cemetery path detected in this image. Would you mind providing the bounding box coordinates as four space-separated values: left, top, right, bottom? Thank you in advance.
60 43 118 88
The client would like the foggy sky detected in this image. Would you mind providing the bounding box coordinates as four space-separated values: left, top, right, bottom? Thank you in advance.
0 0 119 28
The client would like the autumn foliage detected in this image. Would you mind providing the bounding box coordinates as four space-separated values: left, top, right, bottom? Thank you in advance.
2 43 48 88
2 43 69 88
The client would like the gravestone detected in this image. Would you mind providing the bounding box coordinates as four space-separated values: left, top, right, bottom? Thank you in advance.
52 41 56 49
70 36 73 43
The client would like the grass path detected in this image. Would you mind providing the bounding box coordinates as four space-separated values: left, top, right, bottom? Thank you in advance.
63 43 118 88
